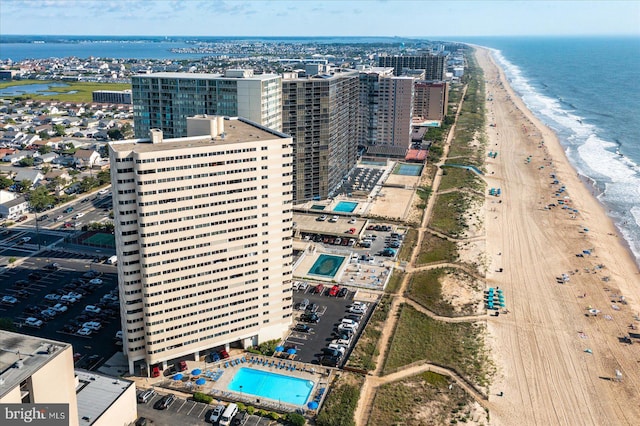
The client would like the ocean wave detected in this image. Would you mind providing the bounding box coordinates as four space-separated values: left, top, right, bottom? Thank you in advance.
491 48 640 266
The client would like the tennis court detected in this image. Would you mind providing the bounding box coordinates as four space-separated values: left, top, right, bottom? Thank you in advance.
82 232 115 248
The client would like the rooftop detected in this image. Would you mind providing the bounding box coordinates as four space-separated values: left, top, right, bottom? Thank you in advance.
133 71 279 81
0 331 70 399
110 116 290 154
75 369 134 425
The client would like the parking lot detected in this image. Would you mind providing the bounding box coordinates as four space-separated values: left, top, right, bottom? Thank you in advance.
283 285 374 367
0 249 121 371
136 392 272 426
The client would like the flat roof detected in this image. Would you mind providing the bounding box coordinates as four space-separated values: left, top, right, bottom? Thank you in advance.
0 331 71 399
110 117 291 154
75 369 134 425
134 72 279 81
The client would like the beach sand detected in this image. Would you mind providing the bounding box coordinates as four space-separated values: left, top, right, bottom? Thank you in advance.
476 46 640 425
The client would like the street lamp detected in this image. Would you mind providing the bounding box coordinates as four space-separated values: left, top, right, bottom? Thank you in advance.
239 385 243 401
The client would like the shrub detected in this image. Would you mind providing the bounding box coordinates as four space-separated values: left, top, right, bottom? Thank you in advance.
236 402 246 411
286 412 306 426
246 406 255 415
268 411 280 420
192 392 212 404
256 409 268 417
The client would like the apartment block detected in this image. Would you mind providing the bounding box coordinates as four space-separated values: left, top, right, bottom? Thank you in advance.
378 54 446 80
414 81 449 121
92 90 132 104
109 115 294 375
358 68 414 149
282 69 359 202
132 70 282 138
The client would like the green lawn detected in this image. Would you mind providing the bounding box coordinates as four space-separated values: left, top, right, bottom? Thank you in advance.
368 371 483 426
438 166 484 192
1 80 131 103
416 232 458 265
430 191 471 238
382 304 491 388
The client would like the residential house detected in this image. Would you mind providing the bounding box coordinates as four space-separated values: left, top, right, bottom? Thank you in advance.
13 169 44 187
0 195 28 219
73 149 100 169
35 152 59 164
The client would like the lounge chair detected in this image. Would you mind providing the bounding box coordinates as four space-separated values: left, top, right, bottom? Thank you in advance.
241 356 246 363
291 364 296 371
224 361 229 368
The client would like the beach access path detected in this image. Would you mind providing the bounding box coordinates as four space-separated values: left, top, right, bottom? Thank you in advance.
477 46 640 425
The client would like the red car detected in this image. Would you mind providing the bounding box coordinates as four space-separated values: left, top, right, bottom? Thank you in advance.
151 365 161 378
313 284 324 294
329 285 340 297
178 360 187 371
218 349 230 359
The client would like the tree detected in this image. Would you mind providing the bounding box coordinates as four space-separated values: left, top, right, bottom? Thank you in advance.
18 157 35 167
0 318 16 332
41 165 51 175
28 186 55 213
79 176 98 193
47 176 65 193
97 169 111 186
107 128 124 140
0 175 12 189
38 145 52 155
17 179 33 193
53 124 66 136
38 131 51 140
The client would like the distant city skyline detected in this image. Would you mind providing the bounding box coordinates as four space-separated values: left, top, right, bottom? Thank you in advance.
1 0 638 38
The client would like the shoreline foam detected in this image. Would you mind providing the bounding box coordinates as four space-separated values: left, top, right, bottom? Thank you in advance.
475 45 640 425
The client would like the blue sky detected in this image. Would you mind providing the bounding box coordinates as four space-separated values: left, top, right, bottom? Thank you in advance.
1 0 639 37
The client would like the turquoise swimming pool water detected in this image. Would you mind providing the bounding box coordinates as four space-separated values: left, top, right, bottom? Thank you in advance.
334 201 358 212
227 368 314 405
394 163 423 176
309 254 345 278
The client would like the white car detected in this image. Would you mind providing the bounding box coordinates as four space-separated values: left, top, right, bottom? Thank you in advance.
298 282 308 291
84 305 101 314
348 306 366 314
66 292 83 300
77 327 92 336
61 295 78 303
25 317 43 328
21 236 31 243
74 212 85 219
2 295 18 304
352 301 368 308
51 303 68 313
115 331 123 340
328 343 346 354
98 189 109 195
329 215 339 222
338 323 357 333
348 218 356 224
89 278 103 285
55 215 63 221
101 294 118 302
41 309 57 318
82 321 102 331
341 318 359 328
332 338 351 346
44 294 61 301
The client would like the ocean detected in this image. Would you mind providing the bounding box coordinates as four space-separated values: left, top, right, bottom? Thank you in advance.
460 36 640 268
1 35 639 266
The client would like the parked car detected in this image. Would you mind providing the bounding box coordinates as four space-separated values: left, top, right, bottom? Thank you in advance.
82 321 102 331
151 365 161 378
320 347 341 358
137 389 156 403
294 324 312 333
15 280 29 288
328 343 346 354
2 295 18 304
209 404 226 424
45 294 61 301
332 338 351 346
44 262 60 270
305 303 319 313
329 215 339 222
338 323 357 333
64 207 74 213
300 313 320 323
317 215 327 221
154 394 175 410
313 284 324 294
51 303 68 313
319 355 339 367
329 285 340 297
338 288 349 298
297 281 308 291
85 305 101 314
177 360 188 372
77 328 92 336
218 349 230 359
89 278 103 285
25 317 43 328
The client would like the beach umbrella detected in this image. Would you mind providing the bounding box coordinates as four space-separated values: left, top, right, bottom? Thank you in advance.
275 346 285 352
191 369 202 376
287 348 297 355
195 378 206 385
307 401 319 409
172 373 183 380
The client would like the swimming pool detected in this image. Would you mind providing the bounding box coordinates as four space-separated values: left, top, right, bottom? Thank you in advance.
310 204 326 210
394 163 423 176
334 201 358 213
308 254 345 278
227 367 314 405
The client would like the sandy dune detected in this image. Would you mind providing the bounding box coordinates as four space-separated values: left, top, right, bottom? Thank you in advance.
477 47 640 425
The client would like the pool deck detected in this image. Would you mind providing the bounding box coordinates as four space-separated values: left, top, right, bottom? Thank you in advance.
148 355 332 413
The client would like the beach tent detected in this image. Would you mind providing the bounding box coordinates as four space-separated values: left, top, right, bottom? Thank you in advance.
191 369 201 376
287 348 297 355
307 401 319 409
275 345 285 352
195 378 206 385
172 374 183 380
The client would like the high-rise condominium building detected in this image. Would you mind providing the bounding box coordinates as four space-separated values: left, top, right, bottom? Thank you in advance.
282 69 360 202
414 81 449 121
358 68 414 149
378 54 446 80
109 115 294 375
132 70 282 138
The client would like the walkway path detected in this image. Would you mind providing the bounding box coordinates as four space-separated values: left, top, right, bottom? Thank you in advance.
354 83 491 426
